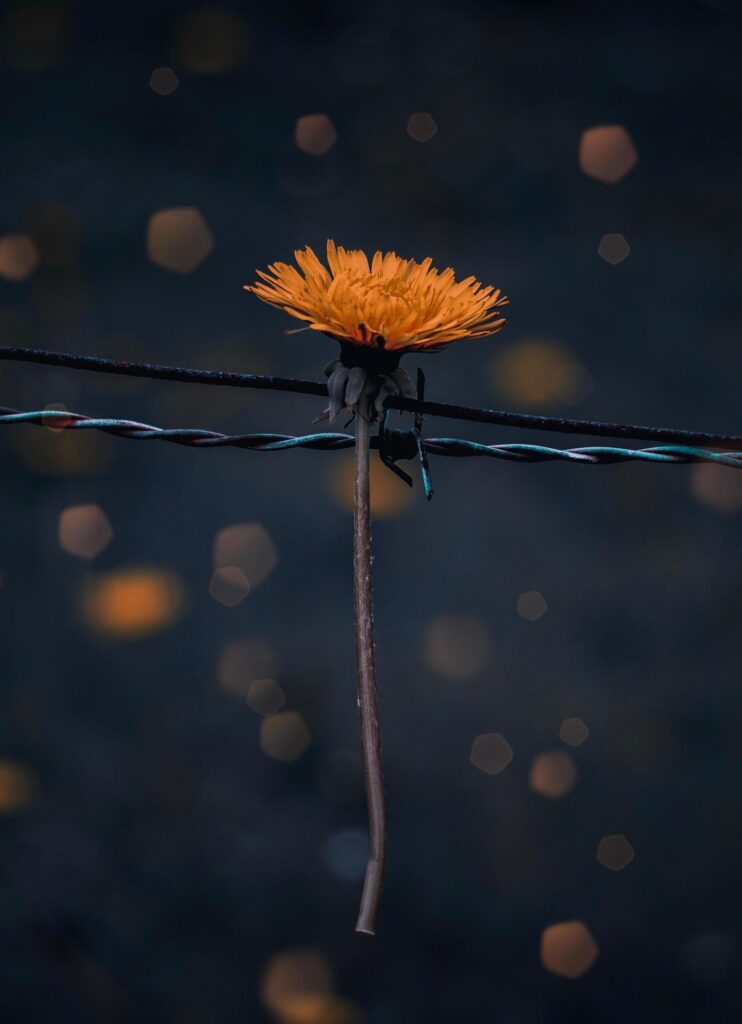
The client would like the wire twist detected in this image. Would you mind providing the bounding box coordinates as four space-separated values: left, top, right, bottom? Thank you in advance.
2 345 742 450
3 407 742 469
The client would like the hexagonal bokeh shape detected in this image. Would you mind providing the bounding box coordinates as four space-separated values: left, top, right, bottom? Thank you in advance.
598 233 631 264
247 678 285 717
597 834 635 871
530 750 578 798
407 112 438 143
150 67 179 95
295 114 337 156
579 125 638 184
260 711 311 763
559 717 590 747
517 590 548 621
217 637 277 698
0 234 39 281
424 613 493 679
491 338 593 407
213 522 278 588
146 206 214 273
691 462 742 514
58 504 113 560
541 921 599 978
470 732 513 775
209 566 251 607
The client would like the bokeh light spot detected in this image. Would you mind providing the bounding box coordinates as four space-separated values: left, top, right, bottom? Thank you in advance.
0 234 40 281
579 125 638 184
0 2 70 71
597 834 635 871
491 338 593 407
517 590 548 621
150 66 179 95
0 759 38 815
213 523 278 588
217 637 278 698
425 613 493 679
598 233 631 265
559 717 590 747
295 114 337 157
58 504 113 560
172 7 252 74
261 948 361 1024
530 750 578 799
41 402 70 432
260 711 311 763
262 948 334 1016
247 678 285 717
406 112 438 143
540 921 599 978
323 827 368 881
15 423 112 476
209 566 251 606
330 456 414 517
470 732 513 775
146 207 214 274
691 462 742 514
82 567 185 638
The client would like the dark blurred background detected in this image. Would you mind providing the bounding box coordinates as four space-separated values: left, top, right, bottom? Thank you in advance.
1 0 741 1020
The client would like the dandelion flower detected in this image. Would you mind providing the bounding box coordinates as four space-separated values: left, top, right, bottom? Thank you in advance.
246 240 508 419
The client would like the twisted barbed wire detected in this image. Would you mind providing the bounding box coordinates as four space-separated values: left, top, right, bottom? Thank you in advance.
3 406 742 469
3 342 741 935
2 345 742 449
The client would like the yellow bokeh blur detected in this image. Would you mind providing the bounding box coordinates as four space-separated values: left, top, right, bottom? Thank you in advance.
529 750 578 799
491 338 593 407
0 234 39 281
579 124 638 184
424 612 492 679
0 759 38 815
540 920 599 978
81 567 185 638
261 948 362 1024
171 8 252 75
260 711 311 763
295 114 337 157
58 503 113 560
146 207 213 274
329 455 415 517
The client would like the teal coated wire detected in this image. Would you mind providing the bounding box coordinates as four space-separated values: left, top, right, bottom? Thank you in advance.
2 408 742 468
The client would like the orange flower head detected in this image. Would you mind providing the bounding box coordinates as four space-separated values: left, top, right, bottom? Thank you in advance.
245 240 508 353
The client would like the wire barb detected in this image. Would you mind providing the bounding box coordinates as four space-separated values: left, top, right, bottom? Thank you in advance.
377 368 433 498
2 345 742 449
2 406 742 470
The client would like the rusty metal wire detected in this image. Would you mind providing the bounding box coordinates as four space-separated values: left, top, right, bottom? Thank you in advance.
3 406 742 469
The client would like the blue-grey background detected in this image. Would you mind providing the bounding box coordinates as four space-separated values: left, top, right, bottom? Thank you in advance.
1 1 741 1021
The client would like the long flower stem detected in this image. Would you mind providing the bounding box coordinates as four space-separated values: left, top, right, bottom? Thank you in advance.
353 401 386 936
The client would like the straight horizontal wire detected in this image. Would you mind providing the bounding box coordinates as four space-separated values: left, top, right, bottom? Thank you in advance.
2 407 742 468
1 345 741 450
